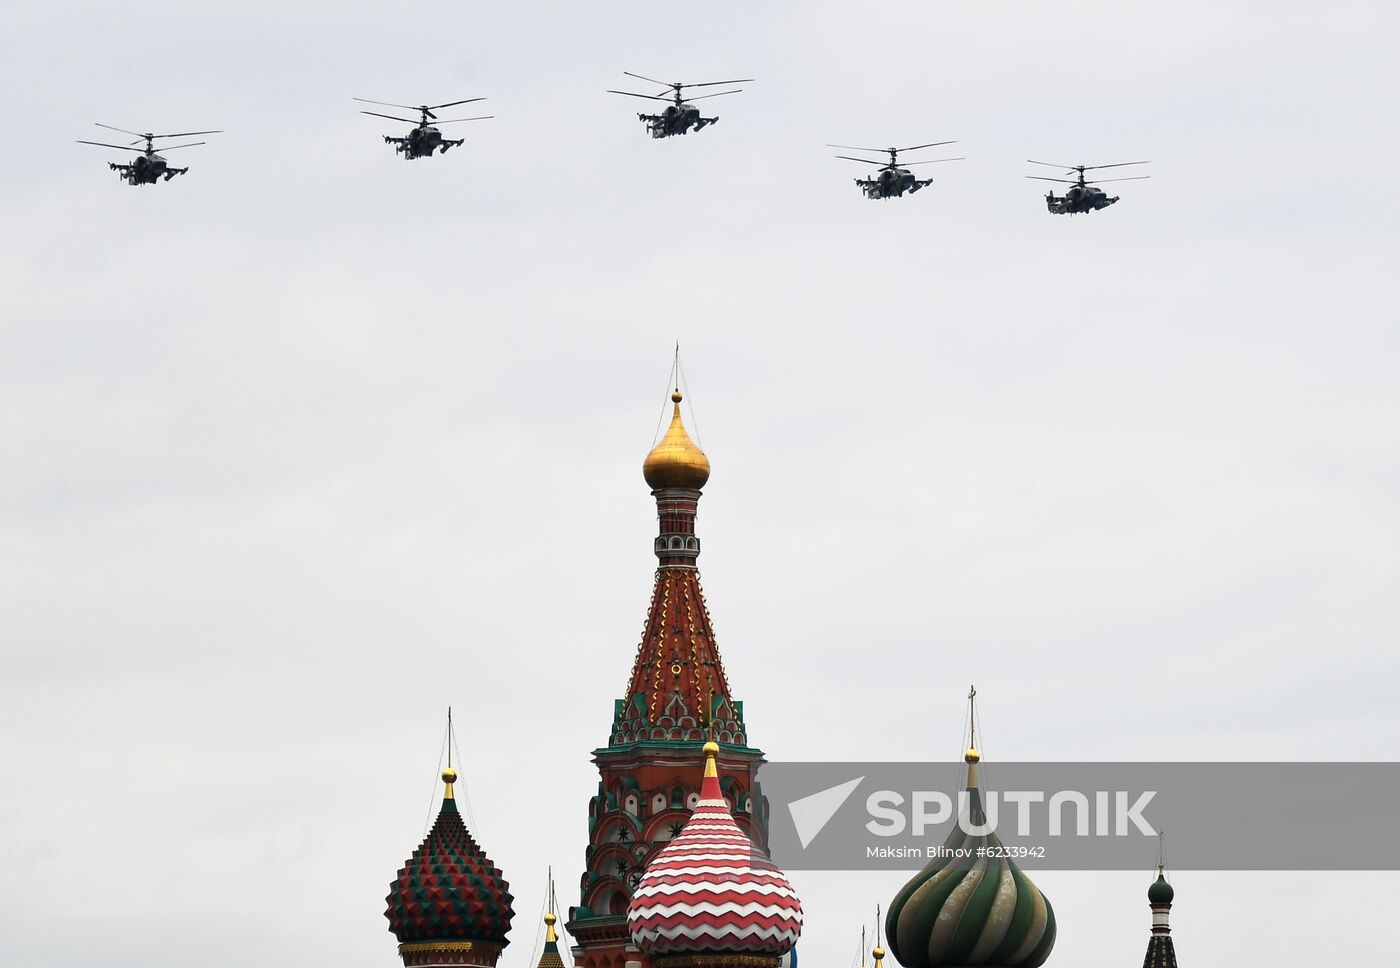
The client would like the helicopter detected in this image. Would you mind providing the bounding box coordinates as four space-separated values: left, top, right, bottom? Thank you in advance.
1026 160 1150 214
354 97 492 159
607 72 752 138
77 123 221 185
829 142 963 199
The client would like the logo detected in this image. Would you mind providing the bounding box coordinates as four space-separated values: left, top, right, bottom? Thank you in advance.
785 775 864 849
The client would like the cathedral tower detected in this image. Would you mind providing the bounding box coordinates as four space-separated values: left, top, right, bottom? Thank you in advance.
568 391 768 968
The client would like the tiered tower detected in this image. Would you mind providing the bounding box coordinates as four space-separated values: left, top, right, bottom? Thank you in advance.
568 391 768 968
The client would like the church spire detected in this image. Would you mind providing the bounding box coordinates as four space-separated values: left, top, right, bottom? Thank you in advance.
536 870 565 968
572 377 767 968
613 383 745 744
1143 844 1179 968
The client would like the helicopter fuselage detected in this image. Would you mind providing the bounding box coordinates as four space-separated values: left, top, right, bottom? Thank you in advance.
857 166 932 199
113 152 185 185
1045 184 1118 214
639 102 715 138
385 123 464 159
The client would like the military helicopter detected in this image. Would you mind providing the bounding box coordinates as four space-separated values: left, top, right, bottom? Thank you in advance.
77 123 221 185
1026 160 1150 214
354 97 492 159
829 142 963 199
607 72 752 138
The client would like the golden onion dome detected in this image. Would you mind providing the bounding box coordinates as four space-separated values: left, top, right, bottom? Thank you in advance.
643 391 711 490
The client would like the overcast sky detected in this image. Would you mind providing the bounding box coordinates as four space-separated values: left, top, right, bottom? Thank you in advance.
2 2 1397 966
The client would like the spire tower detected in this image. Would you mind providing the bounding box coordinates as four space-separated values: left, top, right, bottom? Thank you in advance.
569 380 767 968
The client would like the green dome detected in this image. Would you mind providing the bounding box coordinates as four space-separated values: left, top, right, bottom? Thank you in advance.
1148 872 1174 904
886 761 1055 968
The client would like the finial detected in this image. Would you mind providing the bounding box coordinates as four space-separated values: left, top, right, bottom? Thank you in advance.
672 389 682 404
872 903 884 965
441 706 459 799
544 864 559 942
703 740 720 779
964 684 982 764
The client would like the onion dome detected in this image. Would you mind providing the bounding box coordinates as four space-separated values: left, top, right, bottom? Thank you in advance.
628 741 803 959
886 749 1056 968
1148 869 1174 905
643 391 711 490
385 765 515 967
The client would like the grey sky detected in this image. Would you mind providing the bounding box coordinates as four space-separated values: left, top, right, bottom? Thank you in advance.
2 1 1397 966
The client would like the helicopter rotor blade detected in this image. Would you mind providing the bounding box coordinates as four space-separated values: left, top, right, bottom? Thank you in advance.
1025 175 1079 184
1081 161 1150 171
622 71 675 88
77 140 143 152
426 98 486 111
834 155 887 165
432 116 494 124
150 130 221 139
683 89 742 101
681 78 754 89
94 122 148 139
157 142 207 151
607 89 672 101
359 110 423 124
1085 175 1152 183
897 141 957 152
826 144 886 153
902 157 965 166
1026 159 1079 170
353 97 425 112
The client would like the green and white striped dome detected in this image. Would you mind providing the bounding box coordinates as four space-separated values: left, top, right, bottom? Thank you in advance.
885 752 1056 968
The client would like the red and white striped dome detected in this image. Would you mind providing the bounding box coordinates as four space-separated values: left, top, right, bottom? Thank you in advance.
627 742 803 956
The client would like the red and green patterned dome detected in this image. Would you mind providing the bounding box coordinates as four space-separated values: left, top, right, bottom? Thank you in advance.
385 766 515 967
